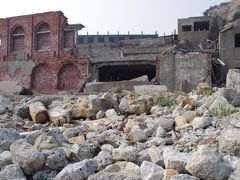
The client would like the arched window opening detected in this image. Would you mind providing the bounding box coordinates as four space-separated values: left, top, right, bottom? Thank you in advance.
36 23 50 50
11 26 24 52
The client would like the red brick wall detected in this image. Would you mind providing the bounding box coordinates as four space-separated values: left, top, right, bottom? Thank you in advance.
0 11 89 93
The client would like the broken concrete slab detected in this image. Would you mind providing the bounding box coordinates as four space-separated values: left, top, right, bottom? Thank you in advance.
134 85 168 96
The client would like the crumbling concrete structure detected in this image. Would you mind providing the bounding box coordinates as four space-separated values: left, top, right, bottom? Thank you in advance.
0 11 88 93
178 16 222 49
156 53 212 92
219 19 240 81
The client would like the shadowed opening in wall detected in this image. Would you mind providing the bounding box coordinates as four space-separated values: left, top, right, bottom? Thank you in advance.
98 64 155 82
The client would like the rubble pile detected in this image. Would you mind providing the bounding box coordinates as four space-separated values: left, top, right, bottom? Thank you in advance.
0 73 240 179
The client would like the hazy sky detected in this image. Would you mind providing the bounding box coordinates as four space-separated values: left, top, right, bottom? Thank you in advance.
0 0 227 35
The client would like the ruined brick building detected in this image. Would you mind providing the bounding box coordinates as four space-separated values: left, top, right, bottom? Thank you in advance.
0 11 88 93
0 10 239 93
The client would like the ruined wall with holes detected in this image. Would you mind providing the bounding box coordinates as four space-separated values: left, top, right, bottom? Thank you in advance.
156 53 211 92
0 11 88 93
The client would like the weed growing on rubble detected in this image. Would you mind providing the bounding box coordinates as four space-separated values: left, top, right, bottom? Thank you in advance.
210 103 235 117
112 86 123 93
154 94 173 107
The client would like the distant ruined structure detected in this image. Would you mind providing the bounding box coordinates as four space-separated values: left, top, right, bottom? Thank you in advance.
0 11 88 93
0 8 239 93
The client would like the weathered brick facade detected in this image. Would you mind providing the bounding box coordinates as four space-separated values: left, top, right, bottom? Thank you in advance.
0 11 88 93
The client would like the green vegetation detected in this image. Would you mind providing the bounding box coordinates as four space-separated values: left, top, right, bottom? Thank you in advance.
210 103 235 117
112 86 123 93
154 94 173 107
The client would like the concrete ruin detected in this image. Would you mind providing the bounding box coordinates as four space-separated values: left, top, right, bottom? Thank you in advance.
0 10 239 93
219 19 240 80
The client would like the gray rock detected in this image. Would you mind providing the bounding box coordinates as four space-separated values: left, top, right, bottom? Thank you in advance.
219 128 240 156
219 88 240 107
94 151 113 171
48 106 71 126
148 146 164 165
170 174 199 180
0 97 13 115
10 139 45 175
0 164 26 180
25 130 43 145
63 127 83 139
113 145 138 162
106 109 124 121
0 128 21 153
88 171 141 180
226 69 240 89
192 117 212 130
163 147 189 173
137 149 151 164
101 144 114 153
46 148 69 171
34 134 60 150
32 170 58 180
128 125 147 142
140 161 164 180
156 126 167 138
54 159 97 180
96 110 106 119
209 96 235 115
68 143 96 162
119 97 153 115
185 146 232 180
149 116 175 131
0 151 12 170
47 128 67 145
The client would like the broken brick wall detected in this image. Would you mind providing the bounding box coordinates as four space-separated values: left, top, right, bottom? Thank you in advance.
0 11 88 93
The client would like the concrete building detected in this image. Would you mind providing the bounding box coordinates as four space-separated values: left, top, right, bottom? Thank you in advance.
0 11 88 93
76 35 176 82
219 19 240 81
178 16 222 48
78 33 158 44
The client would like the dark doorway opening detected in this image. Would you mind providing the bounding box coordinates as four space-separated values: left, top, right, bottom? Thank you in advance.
235 34 240 47
98 64 155 82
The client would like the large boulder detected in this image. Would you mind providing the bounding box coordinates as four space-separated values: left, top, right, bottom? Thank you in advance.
48 106 71 126
34 134 60 150
45 148 69 171
10 139 45 175
128 125 147 142
185 146 232 179
0 128 21 153
54 159 97 180
119 96 153 115
209 96 235 116
29 101 49 124
219 128 240 156
66 97 110 118
94 151 113 171
113 145 138 162
218 88 240 107
226 69 240 89
140 161 164 180
163 147 189 173
0 151 12 170
192 117 212 130
0 164 26 180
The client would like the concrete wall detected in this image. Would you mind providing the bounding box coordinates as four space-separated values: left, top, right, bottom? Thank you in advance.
219 25 240 80
84 81 153 93
156 53 211 92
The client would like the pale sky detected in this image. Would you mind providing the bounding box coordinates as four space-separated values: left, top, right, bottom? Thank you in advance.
0 0 227 35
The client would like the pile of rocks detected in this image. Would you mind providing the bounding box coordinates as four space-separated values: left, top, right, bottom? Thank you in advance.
0 71 240 179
